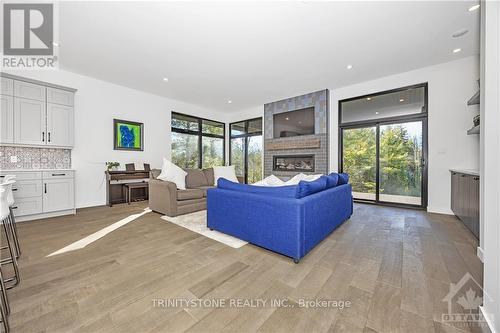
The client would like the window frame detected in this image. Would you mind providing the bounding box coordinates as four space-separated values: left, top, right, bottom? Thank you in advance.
171 112 226 169
229 117 263 184
338 82 429 209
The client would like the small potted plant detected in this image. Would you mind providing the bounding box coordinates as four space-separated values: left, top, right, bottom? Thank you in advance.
106 162 120 171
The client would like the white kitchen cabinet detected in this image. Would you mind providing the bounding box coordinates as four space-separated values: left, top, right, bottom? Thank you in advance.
12 180 43 198
1 75 75 147
0 94 14 143
14 80 46 101
0 170 75 221
43 178 75 212
14 97 46 145
1 77 14 95
47 87 74 106
12 197 43 217
46 103 74 147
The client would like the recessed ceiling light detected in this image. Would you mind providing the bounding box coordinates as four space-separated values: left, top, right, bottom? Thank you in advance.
375 112 379 115
346 64 353 70
399 99 405 102
285 117 290 121
162 77 169 82
468 4 480 12
52 42 59 47
366 97 372 101
453 48 462 53
452 29 469 38
298 121 302 124
227 100 232 104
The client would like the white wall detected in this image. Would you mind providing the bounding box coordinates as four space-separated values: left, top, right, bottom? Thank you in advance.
480 1 500 331
4 69 228 208
228 58 480 215
330 56 480 214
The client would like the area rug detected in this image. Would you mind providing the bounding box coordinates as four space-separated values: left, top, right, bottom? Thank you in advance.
160 210 247 248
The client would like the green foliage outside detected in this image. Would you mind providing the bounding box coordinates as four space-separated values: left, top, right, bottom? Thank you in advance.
231 136 263 184
171 118 225 169
343 124 422 197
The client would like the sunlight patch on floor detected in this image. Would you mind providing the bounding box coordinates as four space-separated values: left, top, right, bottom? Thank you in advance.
47 207 152 257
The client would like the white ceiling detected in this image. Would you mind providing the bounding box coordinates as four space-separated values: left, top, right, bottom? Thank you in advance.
58 1 480 112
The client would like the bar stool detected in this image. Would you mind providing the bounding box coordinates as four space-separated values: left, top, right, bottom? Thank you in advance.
0 189 11 333
0 264 9 332
0 184 20 290
2 177 20 258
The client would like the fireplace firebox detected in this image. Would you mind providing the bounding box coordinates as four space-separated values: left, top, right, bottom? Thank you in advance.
273 155 315 172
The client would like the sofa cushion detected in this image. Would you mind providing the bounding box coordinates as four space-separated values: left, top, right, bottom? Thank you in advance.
338 173 349 185
217 178 297 198
185 169 209 188
203 168 214 186
295 177 327 198
177 189 204 201
325 173 339 188
196 185 216 197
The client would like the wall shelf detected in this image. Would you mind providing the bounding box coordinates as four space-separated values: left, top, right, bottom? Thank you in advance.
467 125 480 135
467 91 480 106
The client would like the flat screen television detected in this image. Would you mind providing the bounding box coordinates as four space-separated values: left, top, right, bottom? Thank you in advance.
273 107 315 138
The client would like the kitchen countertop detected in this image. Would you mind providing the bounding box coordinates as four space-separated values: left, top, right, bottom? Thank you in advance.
449 168 479 176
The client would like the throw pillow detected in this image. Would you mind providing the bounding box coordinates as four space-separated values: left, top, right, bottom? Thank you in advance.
338 173 349 185
295 177 327 198
213 165 238 185
252 175 285 187
325 173 339 188
284 173 322 186
157 158 187 189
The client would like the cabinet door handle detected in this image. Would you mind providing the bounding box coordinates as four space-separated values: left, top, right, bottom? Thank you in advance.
44 183 47 193
461 174 466 177
12 188 18 192
474 177 479 181
12 206 18 210
42 132 45 142
48 132 51 142
52 173 66 176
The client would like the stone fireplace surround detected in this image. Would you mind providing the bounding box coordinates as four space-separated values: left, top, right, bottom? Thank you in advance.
264 90 329 179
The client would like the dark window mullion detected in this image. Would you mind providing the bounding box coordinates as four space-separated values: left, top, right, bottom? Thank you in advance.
172 112 225 170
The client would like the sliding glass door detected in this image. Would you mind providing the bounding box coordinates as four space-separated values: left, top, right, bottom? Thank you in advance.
339 84 428 208
230 118 263 184
342 126 377 201
379 121 423 205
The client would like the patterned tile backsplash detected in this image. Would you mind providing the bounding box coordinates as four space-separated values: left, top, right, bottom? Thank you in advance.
0 146 71 170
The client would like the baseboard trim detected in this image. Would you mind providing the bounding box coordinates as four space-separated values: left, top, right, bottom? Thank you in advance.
15 209 76 222
480 306 496 333
426 206 454 215
477 246 485 263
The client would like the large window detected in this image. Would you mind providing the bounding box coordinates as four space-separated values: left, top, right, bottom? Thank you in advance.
339 83 428 208
171 112 225 169
230 118 263 184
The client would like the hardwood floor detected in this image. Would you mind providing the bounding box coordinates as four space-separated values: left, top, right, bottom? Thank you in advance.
2 203 483 332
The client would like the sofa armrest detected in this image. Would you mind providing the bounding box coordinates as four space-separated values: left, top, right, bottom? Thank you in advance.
301 184 353 253
149 179 178 216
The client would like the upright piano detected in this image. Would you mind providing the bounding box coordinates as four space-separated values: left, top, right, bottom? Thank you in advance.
105 170 149 206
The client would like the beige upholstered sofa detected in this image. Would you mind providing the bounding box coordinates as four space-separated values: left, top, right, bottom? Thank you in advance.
148 168 216 217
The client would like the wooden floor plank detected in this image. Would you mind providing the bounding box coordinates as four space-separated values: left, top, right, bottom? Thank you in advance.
3 202 482 332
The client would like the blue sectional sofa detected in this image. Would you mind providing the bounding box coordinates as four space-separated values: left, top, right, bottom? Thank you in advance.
207 175 353 263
